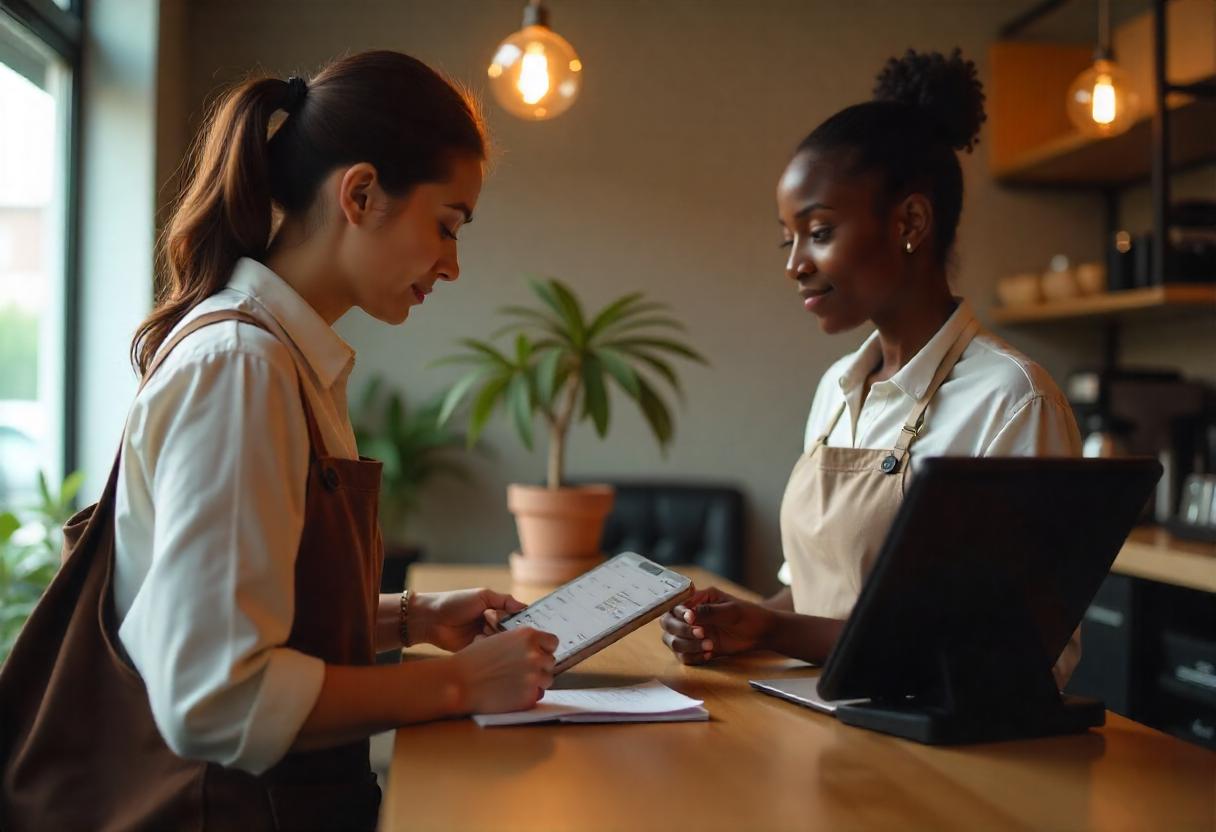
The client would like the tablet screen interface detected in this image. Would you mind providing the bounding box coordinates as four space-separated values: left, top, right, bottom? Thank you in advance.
499 553 690 664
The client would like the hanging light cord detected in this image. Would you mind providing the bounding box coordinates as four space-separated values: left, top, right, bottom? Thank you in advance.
1098 0 1111 59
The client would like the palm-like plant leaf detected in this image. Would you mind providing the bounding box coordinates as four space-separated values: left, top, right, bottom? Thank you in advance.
636 375 674 448
468 375 512 446
581 354 610 437
602 337 708 365
351 377 477 544
507 372 534 449
594 347 640 397
434 279 706 486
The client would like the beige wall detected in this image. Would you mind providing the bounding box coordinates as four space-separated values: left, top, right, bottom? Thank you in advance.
162 0 1213 591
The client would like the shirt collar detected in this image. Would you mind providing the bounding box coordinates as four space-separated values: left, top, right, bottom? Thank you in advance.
836 298 975 402
226 257 355 390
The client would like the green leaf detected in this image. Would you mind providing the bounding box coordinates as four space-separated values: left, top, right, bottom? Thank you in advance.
603 337 708 365
457 339 514 370
611 347 684 400
36 471 52 511
468 376 511 446
0 512 19 544
438 372 489 426
386 393 406 437
535 348 565 407
581 355 609 438
498 304 564 328
514 334 532 367
636 376 674 449
428 354 494 369
586 291 646 337
594 347 640 398
596 315 687 340
497 305 570 343
590 302 671 338
548 279 586 336
531 279 585 347
362 438 401 479
57 471 84 511
507 373 534 450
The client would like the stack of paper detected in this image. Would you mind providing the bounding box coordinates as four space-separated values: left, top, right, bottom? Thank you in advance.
473 679 708 727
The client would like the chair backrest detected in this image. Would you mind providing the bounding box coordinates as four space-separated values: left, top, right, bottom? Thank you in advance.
594 481 745 583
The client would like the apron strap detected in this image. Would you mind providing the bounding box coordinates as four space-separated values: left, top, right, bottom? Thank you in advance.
813 401 849 450
139 309 331 459
883 317 981 474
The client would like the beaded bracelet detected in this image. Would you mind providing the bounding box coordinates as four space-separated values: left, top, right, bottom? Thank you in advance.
399 589 412 647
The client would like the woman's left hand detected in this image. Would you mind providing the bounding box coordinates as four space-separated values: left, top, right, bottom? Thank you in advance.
410 589 527 652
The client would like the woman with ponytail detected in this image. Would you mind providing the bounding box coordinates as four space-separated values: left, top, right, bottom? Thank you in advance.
659 50 1083 687
1 51 556 830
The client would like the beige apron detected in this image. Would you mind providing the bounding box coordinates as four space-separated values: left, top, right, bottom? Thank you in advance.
780 319 980 620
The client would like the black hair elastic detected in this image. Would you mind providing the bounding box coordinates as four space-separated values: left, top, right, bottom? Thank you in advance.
283 76 308 114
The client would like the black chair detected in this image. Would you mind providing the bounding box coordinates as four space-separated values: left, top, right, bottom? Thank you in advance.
594 481 745 584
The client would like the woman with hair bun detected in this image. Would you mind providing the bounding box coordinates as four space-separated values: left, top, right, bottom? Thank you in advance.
660 49 1082 686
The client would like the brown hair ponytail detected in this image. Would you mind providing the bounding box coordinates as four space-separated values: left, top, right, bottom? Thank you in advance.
132 51 486 375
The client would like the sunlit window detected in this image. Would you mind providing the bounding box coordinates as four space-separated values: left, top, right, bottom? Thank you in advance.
0 20 70 504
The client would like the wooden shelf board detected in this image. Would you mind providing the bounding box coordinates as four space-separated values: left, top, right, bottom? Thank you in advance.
992 284 1216 324
1112 527 1216 594
993 89 1216 187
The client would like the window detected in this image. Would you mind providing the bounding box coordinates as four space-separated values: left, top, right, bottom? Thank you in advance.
0 2 80 505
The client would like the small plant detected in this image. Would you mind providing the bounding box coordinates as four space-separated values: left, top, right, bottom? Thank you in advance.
1 470 83 662
353 377 474 546
436 279 706 489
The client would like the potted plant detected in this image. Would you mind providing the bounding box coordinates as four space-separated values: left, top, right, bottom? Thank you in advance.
1 470 83 663
436 278 705 584
353 378 474 590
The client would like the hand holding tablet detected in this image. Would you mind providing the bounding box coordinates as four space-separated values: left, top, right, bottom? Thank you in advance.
496 552 693 673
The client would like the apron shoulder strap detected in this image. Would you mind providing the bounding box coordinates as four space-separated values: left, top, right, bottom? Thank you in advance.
888 317 981 469
812 401 848 450
138 309 330 458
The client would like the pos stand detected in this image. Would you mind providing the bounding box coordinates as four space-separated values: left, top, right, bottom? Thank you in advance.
833 637 1104 745
814 458 1163 747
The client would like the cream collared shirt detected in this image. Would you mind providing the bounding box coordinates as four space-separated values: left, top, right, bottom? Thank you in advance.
779 299 1082 584
114 258 359 774
775 301 1083 683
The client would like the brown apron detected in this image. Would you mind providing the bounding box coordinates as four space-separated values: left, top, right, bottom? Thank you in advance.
780 319 979 619
1 310 384 831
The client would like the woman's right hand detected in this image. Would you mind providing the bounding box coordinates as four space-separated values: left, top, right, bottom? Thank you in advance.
451 626 559 714
660 585 775 665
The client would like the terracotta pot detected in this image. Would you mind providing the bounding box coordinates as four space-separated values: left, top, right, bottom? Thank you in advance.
506 484 614 585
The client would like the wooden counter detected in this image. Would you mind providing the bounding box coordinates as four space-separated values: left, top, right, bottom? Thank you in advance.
1112 527 1216 594
384 565 1216 832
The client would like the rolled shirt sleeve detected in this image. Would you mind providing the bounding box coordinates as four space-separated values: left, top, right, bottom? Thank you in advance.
118 344 325 774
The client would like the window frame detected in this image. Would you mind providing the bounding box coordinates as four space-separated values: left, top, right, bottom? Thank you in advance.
0 0 83 481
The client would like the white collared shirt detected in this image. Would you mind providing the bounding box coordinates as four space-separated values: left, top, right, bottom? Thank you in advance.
114 258 358 774
777 300 1082 586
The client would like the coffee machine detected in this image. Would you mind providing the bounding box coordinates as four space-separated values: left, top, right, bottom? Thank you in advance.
1067 369 1215 534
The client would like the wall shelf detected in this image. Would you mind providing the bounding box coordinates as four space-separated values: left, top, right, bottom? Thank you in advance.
992 284 1216 324
1112 527 1216 594
993 88 1216 188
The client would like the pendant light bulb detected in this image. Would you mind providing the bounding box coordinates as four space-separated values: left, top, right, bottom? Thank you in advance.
1067 59 1139 136
487 1 582 121
1065 0 1139 137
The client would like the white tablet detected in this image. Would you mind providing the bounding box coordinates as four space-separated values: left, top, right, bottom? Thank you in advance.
497 552 693 673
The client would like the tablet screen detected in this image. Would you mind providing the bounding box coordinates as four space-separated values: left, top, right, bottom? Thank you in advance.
499 552 691 664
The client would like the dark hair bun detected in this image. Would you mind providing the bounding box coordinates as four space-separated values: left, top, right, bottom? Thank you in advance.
873 48 986 153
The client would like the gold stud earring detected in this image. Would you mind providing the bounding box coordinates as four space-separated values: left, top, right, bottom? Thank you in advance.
905 240 914 254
